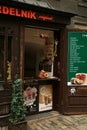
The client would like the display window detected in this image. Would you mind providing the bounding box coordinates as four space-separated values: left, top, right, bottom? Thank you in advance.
0 24 19 90
0 35 4 81
24 27 59 79
0 26 12 82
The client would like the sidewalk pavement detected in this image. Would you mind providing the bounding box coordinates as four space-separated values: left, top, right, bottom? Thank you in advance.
27 111 87 130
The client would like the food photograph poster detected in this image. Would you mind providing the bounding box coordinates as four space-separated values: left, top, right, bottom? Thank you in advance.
39 85 53 112
23 86 38 113
68 32 87 86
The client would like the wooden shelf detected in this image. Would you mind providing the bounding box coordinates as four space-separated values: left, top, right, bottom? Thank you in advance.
24 77 60 83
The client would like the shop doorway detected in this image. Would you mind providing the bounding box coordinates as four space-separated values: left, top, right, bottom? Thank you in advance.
23 27 61 115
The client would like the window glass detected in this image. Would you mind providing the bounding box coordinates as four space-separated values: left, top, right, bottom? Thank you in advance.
7 36 12 81
0 36 4 81
24 27 54 78
0 26 13 82
0 30 5 90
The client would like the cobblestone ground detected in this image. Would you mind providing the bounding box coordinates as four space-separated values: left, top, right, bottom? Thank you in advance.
27 111 87 130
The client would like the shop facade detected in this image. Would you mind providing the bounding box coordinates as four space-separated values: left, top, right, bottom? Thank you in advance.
0 1 87 127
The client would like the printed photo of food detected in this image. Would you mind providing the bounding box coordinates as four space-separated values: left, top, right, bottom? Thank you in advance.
70 73 87 85
39 85 53 112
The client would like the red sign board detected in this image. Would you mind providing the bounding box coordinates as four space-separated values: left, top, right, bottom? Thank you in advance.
0 5 54 21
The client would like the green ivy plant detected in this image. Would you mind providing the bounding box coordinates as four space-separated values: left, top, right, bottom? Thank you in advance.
9 74 25 124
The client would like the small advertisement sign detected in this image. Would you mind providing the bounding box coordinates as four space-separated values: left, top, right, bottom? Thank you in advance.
23 81 38 114
39 84 53 112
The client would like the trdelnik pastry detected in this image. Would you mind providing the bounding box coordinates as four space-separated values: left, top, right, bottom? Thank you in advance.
76 73 87 84
70 77 83 85
70 73 87 85
38 70 49 78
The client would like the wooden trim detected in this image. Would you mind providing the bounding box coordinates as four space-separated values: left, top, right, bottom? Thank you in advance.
20 24 24 81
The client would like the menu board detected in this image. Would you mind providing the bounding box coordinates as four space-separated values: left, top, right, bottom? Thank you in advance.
68 32 87 85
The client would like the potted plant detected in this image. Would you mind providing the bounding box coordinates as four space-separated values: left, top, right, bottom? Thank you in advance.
8 74 27 130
